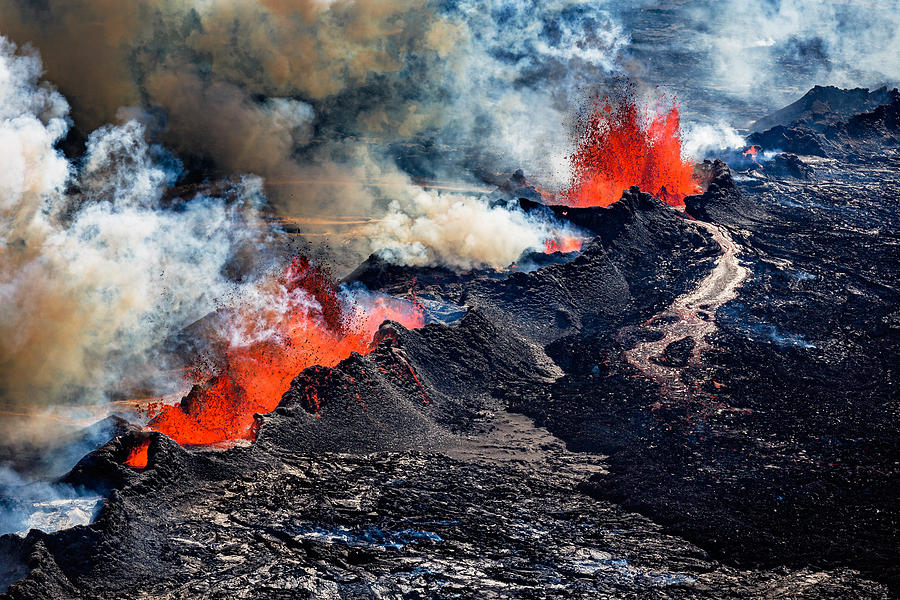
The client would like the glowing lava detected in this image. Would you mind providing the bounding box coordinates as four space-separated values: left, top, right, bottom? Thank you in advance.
147 257 424 445
744 145 762 167
566 92 701 208
123 440 150 469
544 237 584 254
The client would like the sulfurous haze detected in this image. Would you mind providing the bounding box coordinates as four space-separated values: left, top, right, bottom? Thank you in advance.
0 1 628 434
0 38 271 441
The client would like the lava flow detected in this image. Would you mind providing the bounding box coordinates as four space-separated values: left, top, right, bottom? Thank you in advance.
566 92 701 208
744 145 762 167
146 257 424 445
123 440 150 469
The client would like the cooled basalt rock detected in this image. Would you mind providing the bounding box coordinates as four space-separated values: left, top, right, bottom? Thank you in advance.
748 92 900 159
750 85 898 133
763 153 814 180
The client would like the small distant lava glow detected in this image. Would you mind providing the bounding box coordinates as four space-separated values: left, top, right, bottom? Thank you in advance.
544 237 584 254
146 257 424 446
123 440 150 469
744 145 762 167
566 92 701 208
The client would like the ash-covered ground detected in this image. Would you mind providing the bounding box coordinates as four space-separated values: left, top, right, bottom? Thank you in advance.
1 90 898 599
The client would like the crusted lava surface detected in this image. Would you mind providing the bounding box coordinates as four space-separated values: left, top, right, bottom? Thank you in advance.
2 90 899 599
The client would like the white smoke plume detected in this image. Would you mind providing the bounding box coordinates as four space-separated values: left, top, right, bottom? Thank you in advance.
682 122 747 161
0 38 268 441
366 189 560 270
683 0 900 106
0 0 629 270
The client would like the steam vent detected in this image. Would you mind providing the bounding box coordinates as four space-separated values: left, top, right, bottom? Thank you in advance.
0 2 898 598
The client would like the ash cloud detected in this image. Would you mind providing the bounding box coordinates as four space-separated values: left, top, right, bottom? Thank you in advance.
0 0 628 438
0 0 628 269
0 38 269 442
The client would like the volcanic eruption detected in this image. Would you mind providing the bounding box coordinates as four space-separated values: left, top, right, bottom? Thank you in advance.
145 257 424 446
1 1 899 598
566 91 701 208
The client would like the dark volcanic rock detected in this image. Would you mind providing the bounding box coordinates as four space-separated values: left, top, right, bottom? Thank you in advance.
748 92 900 159
3 91 900 599
763 153 814 180
684 159 767 226
747 124 828 156
660 336 695 367
521 144 900 593
750 85 899 133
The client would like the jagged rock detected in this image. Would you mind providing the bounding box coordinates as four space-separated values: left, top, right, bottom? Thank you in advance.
748 89 900 159
764 153 814 180
3 90 899 600
661 337 695 367
750 85 899 133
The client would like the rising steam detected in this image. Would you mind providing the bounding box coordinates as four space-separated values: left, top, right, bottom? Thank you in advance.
0 39 267 441
0 33 589 450
0 1 631 446
0 0 629 270
679 0 899 107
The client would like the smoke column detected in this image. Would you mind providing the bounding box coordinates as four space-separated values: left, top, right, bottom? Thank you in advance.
0 38 271 442
0 0 629 269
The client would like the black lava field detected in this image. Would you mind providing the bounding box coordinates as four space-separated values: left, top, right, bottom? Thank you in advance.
2 89 899 600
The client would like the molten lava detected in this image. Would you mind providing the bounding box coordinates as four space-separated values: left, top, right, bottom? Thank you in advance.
566 92 701 208
544 237 584 254
744 145 762 167
147 257 424 445
123 440 150 469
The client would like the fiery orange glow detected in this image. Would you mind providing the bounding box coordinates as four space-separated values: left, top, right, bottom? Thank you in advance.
566 93 701 208
744 145 762 167
123 440 150 469
544 237 584 254
147 257 424 445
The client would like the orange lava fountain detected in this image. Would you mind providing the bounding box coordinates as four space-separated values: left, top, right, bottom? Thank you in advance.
146 257 424 445
566 93 701 208
744 145 762 167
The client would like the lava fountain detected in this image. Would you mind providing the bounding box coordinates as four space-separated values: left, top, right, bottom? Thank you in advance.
566 92 701 208
146 257 424 445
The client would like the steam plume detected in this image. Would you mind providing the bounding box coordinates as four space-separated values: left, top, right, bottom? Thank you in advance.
0 38 267 442
0 0 629 268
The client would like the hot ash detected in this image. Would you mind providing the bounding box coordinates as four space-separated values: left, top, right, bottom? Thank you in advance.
142 257 424 446
566 91 701 208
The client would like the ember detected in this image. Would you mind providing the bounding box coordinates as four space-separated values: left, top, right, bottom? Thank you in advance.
147 258 424 445
566 91 701 208
123 440 150 469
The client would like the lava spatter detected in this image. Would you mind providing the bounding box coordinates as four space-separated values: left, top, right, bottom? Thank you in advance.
147 257 424 445
566 91 701 208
